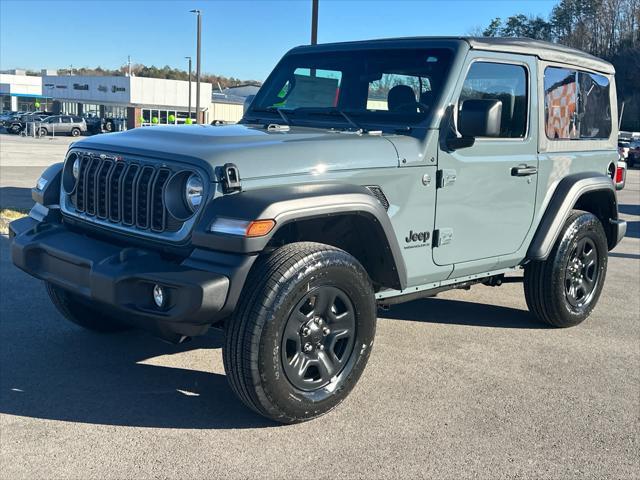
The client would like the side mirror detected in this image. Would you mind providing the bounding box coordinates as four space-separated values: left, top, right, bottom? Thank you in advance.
446 136 475 150
458 99 502 138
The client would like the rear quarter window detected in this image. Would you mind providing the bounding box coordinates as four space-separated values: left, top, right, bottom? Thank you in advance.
544 66 611 140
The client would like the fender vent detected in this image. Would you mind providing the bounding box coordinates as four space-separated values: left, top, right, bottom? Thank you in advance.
364 185 390 211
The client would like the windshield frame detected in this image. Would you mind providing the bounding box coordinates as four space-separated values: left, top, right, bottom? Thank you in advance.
243 40 465 133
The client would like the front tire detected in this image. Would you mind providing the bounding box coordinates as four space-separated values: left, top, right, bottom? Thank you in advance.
70 127 81 137
524 210 608 327
46 282 131 333
39 127 48 137
223 242 376 423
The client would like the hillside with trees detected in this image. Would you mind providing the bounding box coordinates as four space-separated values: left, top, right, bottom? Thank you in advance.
46 65 260 91
480 0 639 131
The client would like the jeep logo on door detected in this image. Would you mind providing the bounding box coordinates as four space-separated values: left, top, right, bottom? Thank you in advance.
404 230 430 249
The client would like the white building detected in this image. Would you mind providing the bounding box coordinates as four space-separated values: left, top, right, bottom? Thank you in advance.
42 75 213 127
0 73 47 112
1 71 252 125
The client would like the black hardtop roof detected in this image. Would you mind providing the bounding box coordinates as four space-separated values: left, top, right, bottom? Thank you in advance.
290 36 614 75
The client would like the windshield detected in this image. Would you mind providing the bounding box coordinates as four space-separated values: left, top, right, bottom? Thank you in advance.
246 48 454 130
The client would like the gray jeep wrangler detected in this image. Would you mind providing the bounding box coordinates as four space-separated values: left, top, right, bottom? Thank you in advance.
10 37 626 423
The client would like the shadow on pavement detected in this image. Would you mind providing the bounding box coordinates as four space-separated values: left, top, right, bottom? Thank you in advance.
610 251 640 260
0 186 34 210
381 296 549 329
0 235 273 430
619 204 640 216
624 221 639 239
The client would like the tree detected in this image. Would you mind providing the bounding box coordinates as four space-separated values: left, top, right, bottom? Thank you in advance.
480 0 639 130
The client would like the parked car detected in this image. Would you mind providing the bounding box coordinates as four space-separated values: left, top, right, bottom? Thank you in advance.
10 37 626 424
627 139 640 167
38 115 87 137
618 141 630 160
4 112 52 134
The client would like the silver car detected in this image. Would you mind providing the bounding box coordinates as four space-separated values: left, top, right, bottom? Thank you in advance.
39 115 87 137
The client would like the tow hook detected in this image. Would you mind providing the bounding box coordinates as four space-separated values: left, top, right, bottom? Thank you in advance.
220 163 242 194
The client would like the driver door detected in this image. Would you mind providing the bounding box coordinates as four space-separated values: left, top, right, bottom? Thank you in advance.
433 54 538 267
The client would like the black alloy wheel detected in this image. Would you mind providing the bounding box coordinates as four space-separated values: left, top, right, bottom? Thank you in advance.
564 237 599 308
281 285 357 392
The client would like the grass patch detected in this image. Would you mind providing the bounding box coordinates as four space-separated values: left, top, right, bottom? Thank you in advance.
0 208 29 235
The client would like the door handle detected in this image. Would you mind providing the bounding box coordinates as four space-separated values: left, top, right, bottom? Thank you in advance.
511 164 538 176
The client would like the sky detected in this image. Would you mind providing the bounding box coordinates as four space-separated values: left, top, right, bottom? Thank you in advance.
0 0 557 81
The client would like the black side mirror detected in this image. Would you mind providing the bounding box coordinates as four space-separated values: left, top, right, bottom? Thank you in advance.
458 99 502 138
446 135 475 150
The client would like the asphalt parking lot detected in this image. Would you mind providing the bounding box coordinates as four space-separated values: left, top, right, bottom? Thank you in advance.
0 133 639 479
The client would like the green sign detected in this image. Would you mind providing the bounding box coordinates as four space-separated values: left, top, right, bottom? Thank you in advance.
168 114 175 123
152 117 159 124
34 101 41 108
185 117 193 125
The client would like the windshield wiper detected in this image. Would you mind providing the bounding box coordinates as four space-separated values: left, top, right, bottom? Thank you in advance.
337 110 365 132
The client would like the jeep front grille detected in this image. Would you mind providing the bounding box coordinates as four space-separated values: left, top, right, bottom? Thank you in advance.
72 154 175 233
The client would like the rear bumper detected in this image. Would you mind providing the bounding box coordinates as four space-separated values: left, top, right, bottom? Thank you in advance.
10 216 254 337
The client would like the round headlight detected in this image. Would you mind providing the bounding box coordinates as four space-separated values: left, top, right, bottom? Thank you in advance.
185 174 203 211
72 157 81 180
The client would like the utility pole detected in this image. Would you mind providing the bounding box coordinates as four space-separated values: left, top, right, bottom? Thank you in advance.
190 9 202 123
311 0 319 45
185 56 192 119
127 55 132 76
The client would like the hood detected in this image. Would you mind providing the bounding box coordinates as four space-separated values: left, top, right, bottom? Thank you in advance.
73 124 400 181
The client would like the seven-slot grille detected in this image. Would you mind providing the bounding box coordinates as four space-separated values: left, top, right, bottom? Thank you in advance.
71 153 175 232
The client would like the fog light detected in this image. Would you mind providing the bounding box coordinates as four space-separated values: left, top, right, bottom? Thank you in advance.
153 284 165 308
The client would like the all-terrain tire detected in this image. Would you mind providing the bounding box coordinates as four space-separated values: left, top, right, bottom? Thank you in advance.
524 210 608 327
223 242 376 423
46 282 131 332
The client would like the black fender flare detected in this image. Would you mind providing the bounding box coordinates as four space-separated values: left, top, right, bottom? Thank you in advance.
31 162 63 207
527 172 623 260
193 183 408 289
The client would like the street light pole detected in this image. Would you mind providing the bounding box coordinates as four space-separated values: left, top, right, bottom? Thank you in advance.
311 0 319 45
185 56 192 119
190 9 202 124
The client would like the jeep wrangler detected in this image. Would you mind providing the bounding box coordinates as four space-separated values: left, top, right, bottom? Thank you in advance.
10 37 626 423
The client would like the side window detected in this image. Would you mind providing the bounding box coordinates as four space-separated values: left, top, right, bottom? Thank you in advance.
544 67 612 140
274 68 342 109
61 116 71 123
544 67 578 139
367 74 432 111
458 62 528 138
577 71 611 139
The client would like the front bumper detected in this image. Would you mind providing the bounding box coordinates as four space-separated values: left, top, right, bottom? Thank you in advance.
10 216 253 338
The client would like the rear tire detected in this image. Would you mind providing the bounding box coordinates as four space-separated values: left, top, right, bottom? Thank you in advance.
39 128 48 137
223 242 376 423
46 282 131 333
70 127 81 137
524 210 608 327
